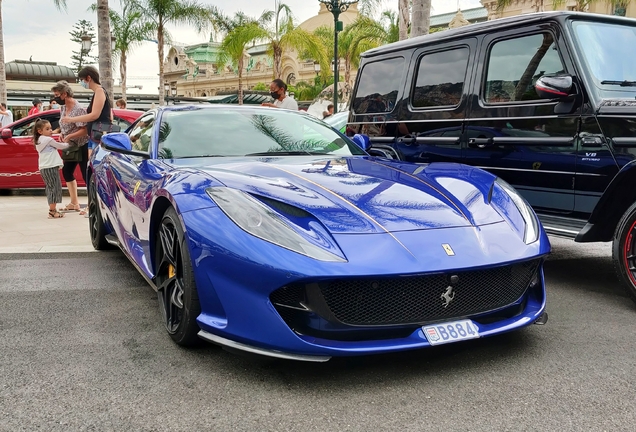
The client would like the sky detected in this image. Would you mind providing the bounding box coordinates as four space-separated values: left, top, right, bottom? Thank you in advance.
2 0 483 95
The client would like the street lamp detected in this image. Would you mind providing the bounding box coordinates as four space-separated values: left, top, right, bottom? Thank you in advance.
313 61 321 75
317 0 358 114
164 82 171 105
111 33 116 51
80 34 93 54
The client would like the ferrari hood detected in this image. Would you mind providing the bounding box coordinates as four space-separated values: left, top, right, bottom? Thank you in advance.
169 156 504 234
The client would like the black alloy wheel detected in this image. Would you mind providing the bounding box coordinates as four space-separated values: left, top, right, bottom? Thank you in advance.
88 175 110 250
155 207 201 346
612 202 636 305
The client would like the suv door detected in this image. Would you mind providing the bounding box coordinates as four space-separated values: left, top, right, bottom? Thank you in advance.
397 39 476 164
466 26 579 215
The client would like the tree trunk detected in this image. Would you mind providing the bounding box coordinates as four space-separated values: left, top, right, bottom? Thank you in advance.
411 0 431 38
158 23 165 106
344 56 352 99
238 56 244 105
273 44 282 80
120 51 127 101
514 33 554 101
0 0 6 104
398 0 409 41
97 0 114 103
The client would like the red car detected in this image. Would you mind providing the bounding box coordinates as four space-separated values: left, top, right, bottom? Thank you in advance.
0 108 142 189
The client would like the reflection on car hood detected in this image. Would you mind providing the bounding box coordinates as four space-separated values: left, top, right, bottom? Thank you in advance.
167 156 503 234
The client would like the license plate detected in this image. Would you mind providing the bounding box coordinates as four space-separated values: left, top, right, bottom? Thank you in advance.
422 320 480 346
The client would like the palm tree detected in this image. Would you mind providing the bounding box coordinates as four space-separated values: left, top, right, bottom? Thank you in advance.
261 1 327 81
109 2 156 100
218 21 269 105
90 1 156 101
138 0 213 105
380 10 399 44
0 0 67 102
398 0 409 40
339 16 388 89
411 0 431 38
97 0 114 103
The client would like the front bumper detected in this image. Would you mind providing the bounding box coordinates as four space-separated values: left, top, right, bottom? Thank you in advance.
182 207 549 360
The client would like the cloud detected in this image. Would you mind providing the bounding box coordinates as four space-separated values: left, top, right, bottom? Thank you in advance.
2 0 482 95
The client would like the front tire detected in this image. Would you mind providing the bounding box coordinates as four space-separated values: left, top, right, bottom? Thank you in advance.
612 202 636 304
155 207 201 346
88 174 110 250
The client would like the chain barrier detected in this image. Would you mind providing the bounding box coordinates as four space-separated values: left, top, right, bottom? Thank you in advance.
0 171 41 177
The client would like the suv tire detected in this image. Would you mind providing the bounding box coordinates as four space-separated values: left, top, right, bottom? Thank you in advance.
612 202 636 304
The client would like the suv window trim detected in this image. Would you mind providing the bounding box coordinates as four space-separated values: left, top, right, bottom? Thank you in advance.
408 44 472 112
481 30 566 107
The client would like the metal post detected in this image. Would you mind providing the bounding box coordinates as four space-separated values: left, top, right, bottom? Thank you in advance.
319 0 358 115
333 9 339 114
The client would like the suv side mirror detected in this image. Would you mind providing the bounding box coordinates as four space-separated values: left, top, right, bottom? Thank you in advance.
535 75 573 99
1 128 12 139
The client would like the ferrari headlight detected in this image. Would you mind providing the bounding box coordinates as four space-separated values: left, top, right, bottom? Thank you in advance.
495 178 539 244
206 187 346 262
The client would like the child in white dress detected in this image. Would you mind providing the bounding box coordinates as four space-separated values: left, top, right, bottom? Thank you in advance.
33 119 69 218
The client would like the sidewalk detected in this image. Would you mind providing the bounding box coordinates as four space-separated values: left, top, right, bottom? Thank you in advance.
0 195 94 253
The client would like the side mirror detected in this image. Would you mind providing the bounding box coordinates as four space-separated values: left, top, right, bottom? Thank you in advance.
1 128 12 139
535 75 573 99
102 132 149 159
352 134 371 151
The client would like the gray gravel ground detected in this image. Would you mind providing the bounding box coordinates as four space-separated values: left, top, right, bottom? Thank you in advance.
0 237 634 431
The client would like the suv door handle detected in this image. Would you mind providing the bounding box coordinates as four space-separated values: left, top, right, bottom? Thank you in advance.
397 136 415 144
580 136 604 147
468 137 493 148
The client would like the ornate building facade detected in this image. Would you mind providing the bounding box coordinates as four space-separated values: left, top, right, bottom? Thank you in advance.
163 4 361 99
481 0 636 19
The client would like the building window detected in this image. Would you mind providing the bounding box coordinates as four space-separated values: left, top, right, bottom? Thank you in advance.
412 47 469 108
485 33 565 103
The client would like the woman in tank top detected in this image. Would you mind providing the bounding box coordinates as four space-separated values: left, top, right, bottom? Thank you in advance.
60 66 113 216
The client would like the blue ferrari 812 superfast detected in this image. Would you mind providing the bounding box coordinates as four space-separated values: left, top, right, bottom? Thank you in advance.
89 105 550 362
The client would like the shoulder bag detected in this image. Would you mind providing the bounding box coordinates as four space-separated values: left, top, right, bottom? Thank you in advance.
90 121 121 142
61 141 83 162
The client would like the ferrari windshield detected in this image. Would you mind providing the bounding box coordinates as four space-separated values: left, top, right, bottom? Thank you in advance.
157 107 365 159
571 20 636 96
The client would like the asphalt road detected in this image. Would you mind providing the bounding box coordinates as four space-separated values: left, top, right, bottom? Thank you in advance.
1 238 635 431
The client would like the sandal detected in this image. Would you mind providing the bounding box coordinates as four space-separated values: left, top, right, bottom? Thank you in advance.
60 203 81 212
79 207 89 216
48 210 65 219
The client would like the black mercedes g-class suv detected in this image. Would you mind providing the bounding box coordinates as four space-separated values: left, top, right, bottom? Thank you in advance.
348 11 636 303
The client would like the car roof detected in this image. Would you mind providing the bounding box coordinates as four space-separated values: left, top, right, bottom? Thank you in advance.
6 108 141 127
362 11 636 58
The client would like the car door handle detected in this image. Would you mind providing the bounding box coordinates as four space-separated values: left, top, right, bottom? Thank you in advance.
396 136 415 144
468 137 493 148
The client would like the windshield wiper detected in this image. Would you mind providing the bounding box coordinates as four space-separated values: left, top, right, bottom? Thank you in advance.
245 151 330 156
600 80 636 87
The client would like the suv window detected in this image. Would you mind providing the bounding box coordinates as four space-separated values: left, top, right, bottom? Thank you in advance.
353 57 404 114
412 47 469 108
485 33 565 103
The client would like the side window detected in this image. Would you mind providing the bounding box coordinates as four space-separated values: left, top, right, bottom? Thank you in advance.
13 115 59 137
485 33 565 103
128 113 155 152
352 57 404 114
412 47 469 108
113 116 132 131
